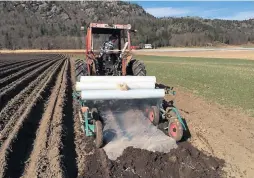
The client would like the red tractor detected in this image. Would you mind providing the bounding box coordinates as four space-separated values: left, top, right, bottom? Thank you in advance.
76 23 146 79
74 23 187 147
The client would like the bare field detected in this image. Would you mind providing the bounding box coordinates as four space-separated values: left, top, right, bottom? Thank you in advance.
175 88 254 178
0 52 253 178
134 50 254 60
2 48 254 60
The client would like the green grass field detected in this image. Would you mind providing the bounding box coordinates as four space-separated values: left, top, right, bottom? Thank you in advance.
136 55 254 115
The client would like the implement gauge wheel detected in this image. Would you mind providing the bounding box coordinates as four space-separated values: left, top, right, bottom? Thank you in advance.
148 106 160 126
168 119 183 142
95 120 103 148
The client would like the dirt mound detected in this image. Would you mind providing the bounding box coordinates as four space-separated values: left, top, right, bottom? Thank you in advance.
110 142 224 178
83 141 225 178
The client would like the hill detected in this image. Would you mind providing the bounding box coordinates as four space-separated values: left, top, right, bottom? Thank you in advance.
0 1 254 49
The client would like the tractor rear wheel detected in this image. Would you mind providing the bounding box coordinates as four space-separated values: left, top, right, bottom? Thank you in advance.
132 60 146 76
75 60 88 81
95 120 103 148
127 59 146 76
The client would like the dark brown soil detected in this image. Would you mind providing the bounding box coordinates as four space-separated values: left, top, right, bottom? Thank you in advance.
110 142 224 178
82 141 224 178
0 54 66 177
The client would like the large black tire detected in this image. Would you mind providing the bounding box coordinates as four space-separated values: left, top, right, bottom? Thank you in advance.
75 59 82 67
127 59 146 76
75 60 88 81
95 120 103 148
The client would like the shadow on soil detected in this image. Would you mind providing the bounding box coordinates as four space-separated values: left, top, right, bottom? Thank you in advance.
61 61 78 177
181 118 192 142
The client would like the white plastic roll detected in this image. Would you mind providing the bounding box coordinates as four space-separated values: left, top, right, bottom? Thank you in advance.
80 76 156 83
76 82 155 91
80 89 165 100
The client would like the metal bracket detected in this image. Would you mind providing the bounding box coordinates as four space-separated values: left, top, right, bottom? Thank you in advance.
84 111 95 136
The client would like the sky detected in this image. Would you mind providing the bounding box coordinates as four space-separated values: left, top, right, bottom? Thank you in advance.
132 1 254 20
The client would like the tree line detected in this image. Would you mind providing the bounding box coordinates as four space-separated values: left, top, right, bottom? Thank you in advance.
0 1 253 49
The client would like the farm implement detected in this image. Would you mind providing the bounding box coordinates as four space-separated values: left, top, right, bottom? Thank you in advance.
73 23 187 148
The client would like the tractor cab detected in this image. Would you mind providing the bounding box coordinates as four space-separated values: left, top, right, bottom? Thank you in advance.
86 23 132 53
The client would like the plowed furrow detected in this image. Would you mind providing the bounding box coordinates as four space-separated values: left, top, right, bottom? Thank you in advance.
0 54 63 79
0 58 52 89
0 59 45 78
0 60 63 133
23 59 68 178
0 54 46 69
0 53 62 72
70 58 95 177
70 58 87 176
61 59 78 177
0 57 65 178
0 59 33 69
0 59 58 111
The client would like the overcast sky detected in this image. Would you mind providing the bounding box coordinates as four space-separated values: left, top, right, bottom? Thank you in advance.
133 1 254 20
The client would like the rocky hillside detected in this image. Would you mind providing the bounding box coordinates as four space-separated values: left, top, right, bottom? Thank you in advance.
0 1 254 49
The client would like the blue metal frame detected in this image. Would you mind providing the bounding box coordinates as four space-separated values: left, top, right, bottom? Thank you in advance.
84 111 95 136
73 91 96 136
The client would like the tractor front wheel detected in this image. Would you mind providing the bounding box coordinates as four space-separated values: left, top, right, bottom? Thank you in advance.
95 120 103 148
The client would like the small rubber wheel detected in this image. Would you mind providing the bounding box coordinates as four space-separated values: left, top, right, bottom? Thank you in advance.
95 120 103 148
168 120 183 142
148 106 160 126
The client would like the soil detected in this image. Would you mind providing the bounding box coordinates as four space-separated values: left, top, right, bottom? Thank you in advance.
23 59 68 178
110 142 224 178
0 53 246 178
174 88 254 178
82 141 225 178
